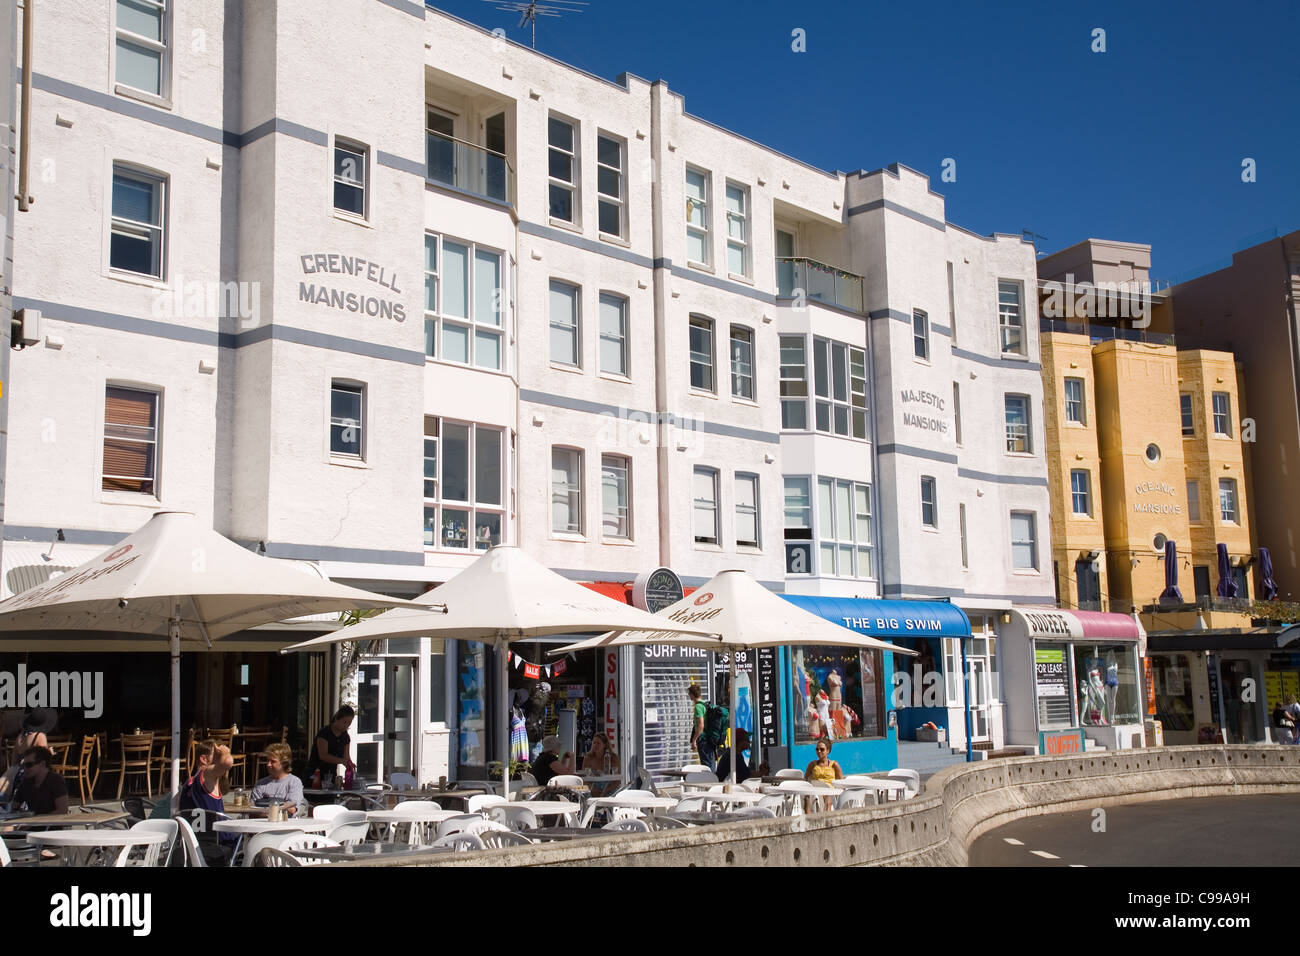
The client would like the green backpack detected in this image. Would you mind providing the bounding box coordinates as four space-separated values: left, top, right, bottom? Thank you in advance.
703 703 730 745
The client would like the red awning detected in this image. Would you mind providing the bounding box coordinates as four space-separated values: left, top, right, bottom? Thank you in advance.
1071 610 1141 641
578 581 697 606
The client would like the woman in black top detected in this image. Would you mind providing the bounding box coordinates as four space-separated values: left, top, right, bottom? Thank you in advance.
306 706 355 786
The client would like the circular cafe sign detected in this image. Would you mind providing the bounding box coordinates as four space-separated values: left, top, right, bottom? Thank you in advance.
632 568 684 613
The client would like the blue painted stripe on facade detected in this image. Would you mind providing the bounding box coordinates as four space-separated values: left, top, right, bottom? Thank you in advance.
955 468 1049 487
3 525 125 546
518 220 654 269
262 540 426 566
33 73 232 145
876 443 959 465
233 325 427 366
846 198 946 233
14 297 221 346
239 117 329 149
382 0 427 17
377 150 427 178
519 389 781 444
668 264 776 304
950 347 1042 373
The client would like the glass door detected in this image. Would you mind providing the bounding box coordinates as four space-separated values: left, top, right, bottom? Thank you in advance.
483 112 507 201
354 662 383 783
969 657 990 740
427 107 457 188
384 659 415 779
775 228 796 296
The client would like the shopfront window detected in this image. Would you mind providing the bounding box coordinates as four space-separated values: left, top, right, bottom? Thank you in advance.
1073 644 1140 727
457 641 488 770
1150 654 1194 733
791 646 885 744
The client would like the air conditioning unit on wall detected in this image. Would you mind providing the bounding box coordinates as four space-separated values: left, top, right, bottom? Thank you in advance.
12 307 40 348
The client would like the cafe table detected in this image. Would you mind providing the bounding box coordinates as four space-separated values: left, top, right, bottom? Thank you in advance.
690 789 764 808
837 776 908 802
213 817 328 862
579 794 678 827
26 829 166 867
293 842 454 863
518 799 580 825
3 810 129 829
762 780 842 814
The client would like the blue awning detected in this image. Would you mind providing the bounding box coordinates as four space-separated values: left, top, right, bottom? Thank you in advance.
780 596 972 641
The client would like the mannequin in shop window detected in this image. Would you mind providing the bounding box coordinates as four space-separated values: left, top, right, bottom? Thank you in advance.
510 690 531 766
524 682 551 760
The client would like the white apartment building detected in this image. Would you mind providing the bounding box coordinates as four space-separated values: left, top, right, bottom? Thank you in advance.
4 0 1051 775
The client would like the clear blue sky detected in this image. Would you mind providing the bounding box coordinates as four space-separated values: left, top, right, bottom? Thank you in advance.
428 0 1300 281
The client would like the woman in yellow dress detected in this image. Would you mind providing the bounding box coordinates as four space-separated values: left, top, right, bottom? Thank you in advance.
803 739 843 812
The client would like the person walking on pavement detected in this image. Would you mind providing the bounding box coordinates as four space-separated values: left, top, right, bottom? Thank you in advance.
688 684 717 773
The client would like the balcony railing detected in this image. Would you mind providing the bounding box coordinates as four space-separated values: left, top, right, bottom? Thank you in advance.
775 257 864 314
426 129 515 206
1039 318 1175 347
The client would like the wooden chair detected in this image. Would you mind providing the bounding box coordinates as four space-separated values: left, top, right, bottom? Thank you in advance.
116 733 155 798
74 734 101 803
47 737 76 779
149 730 174 793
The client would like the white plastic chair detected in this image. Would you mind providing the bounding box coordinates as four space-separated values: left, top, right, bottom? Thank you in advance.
547 774 584 789
488 805 539 832
326 810 371 846
888 769 921 799
240 828 302 867
481 829 535 849
388 772 418 791
467 794 509 813
383 803 440 846
731 806 778 820
436 813 485 837
463 818 510 836
674 795 709 813
680 763 710 773
115 819 176 867
430 831 485 852
681 771 718 788
610 807 645 821
312 804 348 822
603 818 650 832
774 768 804 780
0 839 9 867
173 816 207 867
835 788 873 810
740 777 765 792
276 832 340 865
648 815 691 830
756 794 788 817
253 847 303 867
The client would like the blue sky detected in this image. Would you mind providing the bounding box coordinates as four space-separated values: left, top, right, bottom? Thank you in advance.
428 0 1300 280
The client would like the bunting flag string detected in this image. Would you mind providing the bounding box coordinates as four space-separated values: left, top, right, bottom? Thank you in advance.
506 649 577 680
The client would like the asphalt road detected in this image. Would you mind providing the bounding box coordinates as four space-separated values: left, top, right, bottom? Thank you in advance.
969 794 1300 866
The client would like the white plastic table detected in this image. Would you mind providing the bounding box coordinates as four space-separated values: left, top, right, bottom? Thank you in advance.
580 794 678 827
837 776 908 802
694 789 764 808
213 817 329 861
365 807 461 823
521 800 580 825
27 829 166 867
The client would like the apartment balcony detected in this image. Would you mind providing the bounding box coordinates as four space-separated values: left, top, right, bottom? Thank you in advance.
426 129 515 207
776 257 864 314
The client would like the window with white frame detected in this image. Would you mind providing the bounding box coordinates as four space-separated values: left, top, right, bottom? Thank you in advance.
1071 469 1092 516
685 167 711 265
428 235 504 370
115 0 168 97
1005 394 1031 453
725 182 749 277
1065 377 1086 424
998 279 1025 355
110 165 166 278
693 467 720 545
730 326 754 401
330 381 365 459
423 233 438 358
784 477 812 571
551 447 583 534
333 140 367 218
103 385 159 495
423 418 506 550
598 292 628 377
812 338 868 439
735 474 760 548
1010 511 1038 570
1180 393 1195 437
1187 479 1201 523
1219 478 1238 523
548 116 578 223
920 476 937 528
596 133 625 238
601 455 631 539
689 316 715 392
913 310 930 361
549 279 581 367
780 335 809 429
1212 392 1232 437
818 478 873 578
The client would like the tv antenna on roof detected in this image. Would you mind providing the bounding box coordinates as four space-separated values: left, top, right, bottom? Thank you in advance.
484 0 589 50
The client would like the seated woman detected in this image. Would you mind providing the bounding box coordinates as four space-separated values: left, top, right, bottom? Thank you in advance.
581 734 618 774
803 738 843 812
530 735 575 787
250 743 307 817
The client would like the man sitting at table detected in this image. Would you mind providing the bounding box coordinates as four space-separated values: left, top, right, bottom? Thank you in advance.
250 743 307 817
12 746 69 814
714 729 753 785
531 735 575 787
179 739 237 866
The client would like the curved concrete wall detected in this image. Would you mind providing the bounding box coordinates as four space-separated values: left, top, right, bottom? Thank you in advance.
357 745 1300 867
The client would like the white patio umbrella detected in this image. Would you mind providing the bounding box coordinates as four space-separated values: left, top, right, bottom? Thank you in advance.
282 545 719 798
0 511 434 795
551 569 918 786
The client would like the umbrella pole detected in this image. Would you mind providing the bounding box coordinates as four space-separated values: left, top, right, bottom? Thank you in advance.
170 612 182 800
729 653 738 787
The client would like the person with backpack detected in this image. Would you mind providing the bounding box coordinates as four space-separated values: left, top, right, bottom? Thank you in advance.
688 684 727 773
